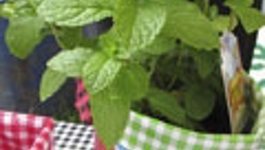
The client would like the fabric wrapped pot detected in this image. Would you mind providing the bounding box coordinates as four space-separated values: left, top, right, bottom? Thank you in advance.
119 109 264 150
116 29 265 150
0 110 54 150
0 109 96 150
70 29 265 149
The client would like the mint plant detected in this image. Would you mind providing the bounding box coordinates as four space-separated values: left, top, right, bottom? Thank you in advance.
1 0 265 148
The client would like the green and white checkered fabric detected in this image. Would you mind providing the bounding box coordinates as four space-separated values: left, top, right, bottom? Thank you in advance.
250 26 265 150
119 28 265 150
120 112 261 150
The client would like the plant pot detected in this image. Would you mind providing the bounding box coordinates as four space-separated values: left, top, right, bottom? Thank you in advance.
74 32 264 149
0 110 53 150
116 27 265 150
118 109 263 150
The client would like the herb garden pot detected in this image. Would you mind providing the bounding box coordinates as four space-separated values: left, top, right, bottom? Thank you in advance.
114 28 265 150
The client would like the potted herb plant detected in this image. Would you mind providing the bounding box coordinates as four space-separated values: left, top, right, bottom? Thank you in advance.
1 0 265 149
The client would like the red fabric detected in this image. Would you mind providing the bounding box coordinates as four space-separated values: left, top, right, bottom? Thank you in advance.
0 110 54 150
75 79 92 124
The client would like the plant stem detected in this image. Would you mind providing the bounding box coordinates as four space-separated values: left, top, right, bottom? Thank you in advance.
167 74 178 90
49 24 68 49
228 12 236 31
203 0 209 15
148 58 157 77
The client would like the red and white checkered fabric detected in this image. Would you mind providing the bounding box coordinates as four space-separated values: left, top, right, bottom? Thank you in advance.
0 110 54 150
75 79 92 124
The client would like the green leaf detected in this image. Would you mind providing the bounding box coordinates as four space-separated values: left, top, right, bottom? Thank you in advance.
162 1 219 49
0 3 16 18
212 15 234 31
193 51 217 78
29 0 44 7
48 48 92 77
57 27 83 49
89 64 148 148
185 85 215 121
15 1 36 17
142 36 176 55
108 0 166 57
83 52 122 94
226 0 253 7
147 89 186 125
111 63 149 101
37 0 113 26
209 5 218 19
93 59 122 94
82 52 109 92
5 16 44 59
40 69 67 101
91 88 130 149
226 2 265 33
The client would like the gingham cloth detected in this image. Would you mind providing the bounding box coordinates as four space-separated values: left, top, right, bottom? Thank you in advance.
0 110 54 150
119 111 263 150
75 79 92 124
250 27 265 95
54 121 95 150
250 26 265 150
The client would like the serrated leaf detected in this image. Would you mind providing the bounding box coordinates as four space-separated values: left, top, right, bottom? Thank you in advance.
185 85 215 121
142 36 175 55
5 16 44 59
82 52 108 93
48 48 92 77
108 0 166 57
147 89 186 125
85 61 149 100
226 2 265 33
83 52 123 94
40 69 67 101
91 88 130 149
162 1 219 49
38 0 113 26
89 63 149 148
93 59 122 93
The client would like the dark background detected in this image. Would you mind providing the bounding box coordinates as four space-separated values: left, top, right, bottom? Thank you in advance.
0 18 75 115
